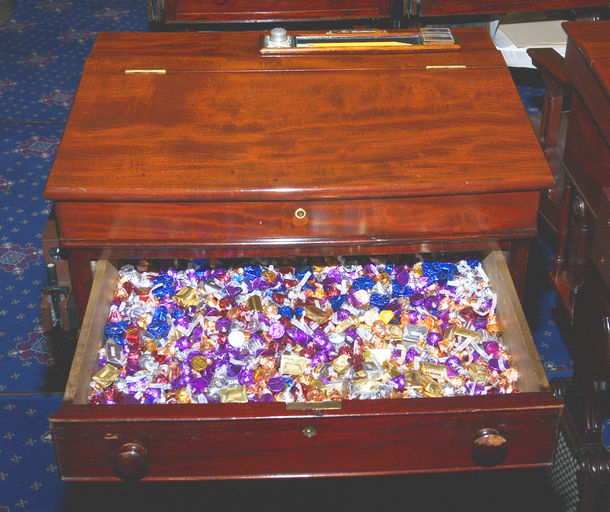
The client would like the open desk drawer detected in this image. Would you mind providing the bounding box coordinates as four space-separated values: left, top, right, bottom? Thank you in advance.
50 250 561 481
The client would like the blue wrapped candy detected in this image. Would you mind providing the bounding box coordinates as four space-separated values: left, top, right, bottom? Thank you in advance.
370 292 390 309
148 306 170 338
152 274 174 299
330 294 347 312
392 283 413 298
148 321 170 338
192 258 210 271
294 306 304 318
243 264 262 281
352 275 374 291
104 321 128 344
295 265 313 281
421 262 457 283
278 306 294 319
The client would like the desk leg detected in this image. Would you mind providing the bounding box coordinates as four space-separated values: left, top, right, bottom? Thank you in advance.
507 240 529 302
67 249 95 326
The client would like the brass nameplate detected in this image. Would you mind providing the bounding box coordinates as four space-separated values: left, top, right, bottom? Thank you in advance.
286 401 342 411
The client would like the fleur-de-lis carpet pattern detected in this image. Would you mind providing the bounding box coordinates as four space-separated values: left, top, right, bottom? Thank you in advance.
0 2 606 510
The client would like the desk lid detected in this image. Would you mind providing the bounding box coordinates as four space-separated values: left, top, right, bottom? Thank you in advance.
44 29 552 203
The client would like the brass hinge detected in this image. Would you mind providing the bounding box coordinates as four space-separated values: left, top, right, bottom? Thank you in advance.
124 69 166 75
426 65 468 70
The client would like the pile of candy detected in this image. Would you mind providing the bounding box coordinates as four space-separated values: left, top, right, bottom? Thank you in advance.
89 257 519 405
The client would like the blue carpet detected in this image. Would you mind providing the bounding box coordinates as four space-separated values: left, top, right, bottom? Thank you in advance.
0 2 607 510
1 0 149 393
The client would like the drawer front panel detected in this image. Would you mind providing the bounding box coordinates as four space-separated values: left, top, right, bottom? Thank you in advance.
167 0 390 22
55 191 539 248
52 399 559 480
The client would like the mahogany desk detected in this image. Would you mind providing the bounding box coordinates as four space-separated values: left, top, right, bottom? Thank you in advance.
44 28 553 321
44 28 562 481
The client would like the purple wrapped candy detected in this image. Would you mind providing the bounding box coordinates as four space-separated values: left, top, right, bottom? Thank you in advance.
174 316 190 331
410 293 424 307
225 284 242 298
390 374 405 392
286 326 309 347
336 308 351 322
488 358 509 372
143 388 162 404
348 292 363 308
175 336 191 351
405 346 419 364
216 317 231 334
191 376 209 394
311 351 328 366
427 331 442 347
239 370 255 386
125 359 141 376
344 327 358 343
395 269 410 286
227 363 242 378
267 376 285 393
312 329 329 350
472 316 488 330
171 375 188 389
251 277 271 291
385 300 402 315
445 355 461 369
326 268 343 284
424 295 439 312
191 325 203 342
484 340 500 356
268 321 286 339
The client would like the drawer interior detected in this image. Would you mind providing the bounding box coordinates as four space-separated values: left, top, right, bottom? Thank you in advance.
62 249 549 407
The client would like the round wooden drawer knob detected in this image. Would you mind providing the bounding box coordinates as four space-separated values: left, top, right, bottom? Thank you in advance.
472 428 508 467
114 443 148 481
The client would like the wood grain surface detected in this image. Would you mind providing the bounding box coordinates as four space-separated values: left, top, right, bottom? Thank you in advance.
44 30 552 203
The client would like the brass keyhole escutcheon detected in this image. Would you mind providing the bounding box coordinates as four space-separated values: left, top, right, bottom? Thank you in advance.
292 207 308 227
302 425 317 438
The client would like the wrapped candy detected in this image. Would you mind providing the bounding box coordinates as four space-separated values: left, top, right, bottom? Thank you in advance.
89 255 518 405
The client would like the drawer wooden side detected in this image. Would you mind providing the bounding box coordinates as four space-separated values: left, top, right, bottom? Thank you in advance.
50 251 561 480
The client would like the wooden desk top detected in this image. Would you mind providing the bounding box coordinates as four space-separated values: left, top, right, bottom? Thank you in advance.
44 29 552 204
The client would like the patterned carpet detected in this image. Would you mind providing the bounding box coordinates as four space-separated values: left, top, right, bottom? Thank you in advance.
0 2 605 511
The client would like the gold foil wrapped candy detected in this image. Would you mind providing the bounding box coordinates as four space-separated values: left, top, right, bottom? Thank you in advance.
219 386 248 403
